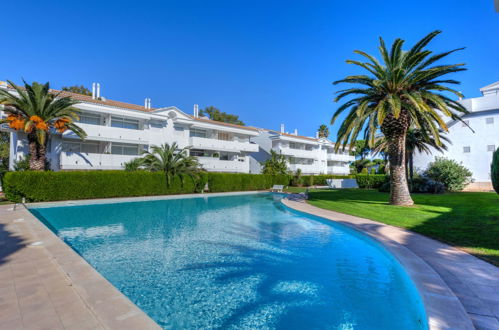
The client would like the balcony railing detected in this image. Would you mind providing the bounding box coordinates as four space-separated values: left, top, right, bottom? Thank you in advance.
63 123 149 143
197 157 249 173
287 163 322 175
60 152 138 170
327 166 351 175
326 153 355 162
273 147 318 159
189 137 258 153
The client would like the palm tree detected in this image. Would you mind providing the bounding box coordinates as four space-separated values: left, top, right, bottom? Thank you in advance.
0 80 86 170
318 124 329 138
141 143 202 186
261 150 288 175
331 31 468 205
373 127 450 181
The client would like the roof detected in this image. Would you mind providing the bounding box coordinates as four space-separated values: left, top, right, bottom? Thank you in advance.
52 90 153 112
188 116 259 132
267 129 320 142
480 81 499 95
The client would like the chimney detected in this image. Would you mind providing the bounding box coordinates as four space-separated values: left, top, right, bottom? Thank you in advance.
293 129 298 135
193 104 199 117
144 98 151 109
316 131 319 138
280 124 285 133
92 83 96 99
144 98 148 108
96 83 101 99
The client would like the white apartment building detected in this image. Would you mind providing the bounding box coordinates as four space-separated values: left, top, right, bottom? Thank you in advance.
250 125 354 175
413 81 499 190
1 83 259 173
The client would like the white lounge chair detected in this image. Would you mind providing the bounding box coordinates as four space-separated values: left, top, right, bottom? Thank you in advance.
271 185 284 192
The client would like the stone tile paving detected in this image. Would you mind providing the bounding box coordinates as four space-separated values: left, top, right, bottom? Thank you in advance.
0 204 160 330
283 195 499 330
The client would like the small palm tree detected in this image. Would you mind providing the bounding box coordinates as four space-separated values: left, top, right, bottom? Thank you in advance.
318 124 329 138
123 157 143 171
373 128 450 181
261 150 288 175
0 80 86 170
141 143 201 186
332 31 468 205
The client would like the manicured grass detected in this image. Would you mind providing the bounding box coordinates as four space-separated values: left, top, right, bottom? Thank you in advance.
302 189 499 266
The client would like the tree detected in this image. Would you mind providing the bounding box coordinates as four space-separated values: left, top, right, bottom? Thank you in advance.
61 85 92 96
141 143 202 186
331 31 468 205
353 140 371 159
0 81 86 170
373 127 450 182
261 150 288 175
318 124 329 138
351 158 374 174
492 148 499 194
199 106 245 125
123 158 143 171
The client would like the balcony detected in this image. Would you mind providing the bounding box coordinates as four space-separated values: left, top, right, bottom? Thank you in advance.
63 123 149 144
197 157 249 173
327 165 351 175
288 163 322 175
60 152 138 170
189 137 258 153
273 147 318 159
326 153 355 162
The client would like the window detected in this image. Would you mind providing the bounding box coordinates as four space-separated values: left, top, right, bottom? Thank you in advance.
190 149 207 157
111 116 139 130
174 125 184 131
111 143 139 155
150 121 163 129
190 128 207 138
219 152 230 161
461 120 469 127
78 113 101 125
217 132 231 141
486 117 494 125
289 142 299 149
487 145 496 152
463 146 471 153
62 142 98 153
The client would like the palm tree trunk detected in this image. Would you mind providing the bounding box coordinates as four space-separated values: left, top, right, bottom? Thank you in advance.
28 134 46 171
409 152 414 182
387 133 414 206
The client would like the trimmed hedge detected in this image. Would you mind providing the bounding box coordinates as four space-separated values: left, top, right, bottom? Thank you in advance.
492 148 499 194
3 171 291 202
355 174 388 189
292 175 354 187
206 173 289 192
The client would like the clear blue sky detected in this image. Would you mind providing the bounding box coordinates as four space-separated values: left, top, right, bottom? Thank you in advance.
2 0 498 138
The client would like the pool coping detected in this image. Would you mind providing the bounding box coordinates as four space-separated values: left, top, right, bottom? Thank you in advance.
27 190 265 208
282 196 499 330
0 203 161 329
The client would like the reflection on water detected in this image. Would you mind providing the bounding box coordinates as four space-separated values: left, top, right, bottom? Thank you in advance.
31 194 427 329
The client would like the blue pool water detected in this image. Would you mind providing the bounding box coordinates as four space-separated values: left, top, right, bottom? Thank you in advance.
31 193 427 329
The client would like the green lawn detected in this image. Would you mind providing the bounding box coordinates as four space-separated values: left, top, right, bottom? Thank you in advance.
287 188 499 266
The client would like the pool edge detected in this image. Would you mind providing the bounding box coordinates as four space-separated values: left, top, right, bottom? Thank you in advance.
12 203 162 330
281 197 475 330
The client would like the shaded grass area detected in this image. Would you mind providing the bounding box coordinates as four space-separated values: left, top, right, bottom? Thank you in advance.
295 189 499 266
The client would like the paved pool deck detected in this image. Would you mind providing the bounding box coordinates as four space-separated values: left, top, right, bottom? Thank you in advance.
0 203 160 330
282 196 499 330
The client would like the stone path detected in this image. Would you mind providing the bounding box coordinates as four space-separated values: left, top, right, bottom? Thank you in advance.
0 204 160 330
283 196 499 330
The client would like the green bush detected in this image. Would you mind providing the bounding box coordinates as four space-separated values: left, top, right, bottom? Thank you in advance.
360 167 368 174
3 171 207 202
3 171 291 202
424 157 472 191
492 148 499 194
355 174 388 189
206 173 289 192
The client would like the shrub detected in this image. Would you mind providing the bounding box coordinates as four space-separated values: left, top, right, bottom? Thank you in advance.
290 169 303 187
206 173 288 192
424 157 472 191
492 148 499 194
360 167 368 174
302 175 314 187
309 174 353 185
379 176 445 194
3 171 205 202
355 174 388 189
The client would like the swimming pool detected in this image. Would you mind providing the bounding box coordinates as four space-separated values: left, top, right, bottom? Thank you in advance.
31 193 427 329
